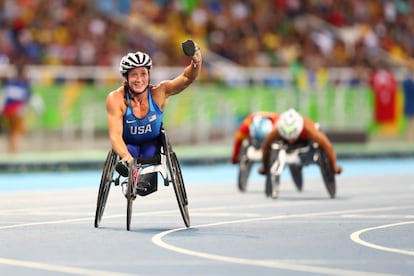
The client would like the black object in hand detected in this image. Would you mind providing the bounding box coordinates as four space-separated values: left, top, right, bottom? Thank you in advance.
182 39 196 56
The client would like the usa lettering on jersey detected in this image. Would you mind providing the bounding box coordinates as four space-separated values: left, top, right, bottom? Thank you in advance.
129 124 152 135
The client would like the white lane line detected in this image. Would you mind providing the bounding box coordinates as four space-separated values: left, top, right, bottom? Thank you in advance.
0 210 179 230
0 200 319 230
0 205 412 275
152 206 414 276
1 205 412 231
343 214 414 219
350 221 414 256
153 232 389 276
0 211 177 274
152 220 391 275
0 257 132 276
0 217 94 229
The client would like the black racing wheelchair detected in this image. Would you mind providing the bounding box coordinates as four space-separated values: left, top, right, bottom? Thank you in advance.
94 128 190 230
264 139 336 199
237 139 262 192
238 138 304 193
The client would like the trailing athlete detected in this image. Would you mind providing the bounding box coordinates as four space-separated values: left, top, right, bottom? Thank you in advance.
258 108 343 175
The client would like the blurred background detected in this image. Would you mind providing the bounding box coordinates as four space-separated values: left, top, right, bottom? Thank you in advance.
1 0 414 158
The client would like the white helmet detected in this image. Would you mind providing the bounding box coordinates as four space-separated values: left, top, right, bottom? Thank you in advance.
277 108 304 140
119 51 152 75
249 116 273 144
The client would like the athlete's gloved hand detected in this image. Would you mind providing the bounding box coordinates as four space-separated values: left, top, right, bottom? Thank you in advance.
116 161 129 177
231 156 239 164
258 166 266 175
334 165 342 175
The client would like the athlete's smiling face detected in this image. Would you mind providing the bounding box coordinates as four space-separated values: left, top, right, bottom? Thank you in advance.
127 67 149 93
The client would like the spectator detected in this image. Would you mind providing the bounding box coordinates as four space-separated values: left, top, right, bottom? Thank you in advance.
369 62 398 125
402 67 414 141
0 65 32 153
0 1 413 69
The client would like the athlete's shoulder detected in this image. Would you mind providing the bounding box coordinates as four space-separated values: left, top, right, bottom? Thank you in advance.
150 82 167 94
148 83 168 105
254 111 279 118
303 116 315 127
107 86 124 98
106 86 125 107
303 117 321 138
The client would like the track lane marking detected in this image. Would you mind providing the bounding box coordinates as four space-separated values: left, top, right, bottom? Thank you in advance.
0 209 183 230
0 204 412 274
0 257 132 276
350 221 414 256
152 205 414 275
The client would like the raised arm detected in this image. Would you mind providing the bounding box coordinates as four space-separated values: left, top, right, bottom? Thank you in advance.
162 41 202 96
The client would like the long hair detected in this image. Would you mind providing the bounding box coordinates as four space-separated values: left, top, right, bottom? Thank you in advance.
123 81 130 107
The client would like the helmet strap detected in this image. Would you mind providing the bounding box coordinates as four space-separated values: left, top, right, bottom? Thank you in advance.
129 87 147 97
125 70 151 97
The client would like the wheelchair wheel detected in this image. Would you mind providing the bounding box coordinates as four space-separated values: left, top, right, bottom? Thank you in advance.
94 149 118 228
265 149 280 199
238 143 253 192
288 165 303 192
126 161 136 231
165 142 190 228
317 149 336 198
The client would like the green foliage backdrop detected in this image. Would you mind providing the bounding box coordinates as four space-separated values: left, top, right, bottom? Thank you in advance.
26 83 374 133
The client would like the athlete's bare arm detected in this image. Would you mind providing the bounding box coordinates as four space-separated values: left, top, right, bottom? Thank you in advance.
231 115 254 164
151 44 202 109
106 88 133 162
305 118 342 174
258 128 281 174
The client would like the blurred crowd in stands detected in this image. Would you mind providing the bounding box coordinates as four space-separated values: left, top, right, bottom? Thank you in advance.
0 0 413 70
2 0 414 144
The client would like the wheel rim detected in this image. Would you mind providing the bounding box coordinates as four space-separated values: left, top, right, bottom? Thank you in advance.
170 152 190 227
318 150 336 198
126 162 136 231
94 150 117 228
238 160 252 192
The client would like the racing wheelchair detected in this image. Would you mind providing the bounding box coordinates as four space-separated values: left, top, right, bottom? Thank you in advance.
264 139 336 199
94 128 190 230
237 138 304 193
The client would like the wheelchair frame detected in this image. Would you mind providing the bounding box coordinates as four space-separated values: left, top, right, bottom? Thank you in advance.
265 141 336 199
237 139 304 193
237 139 261 192
94 129 190 230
